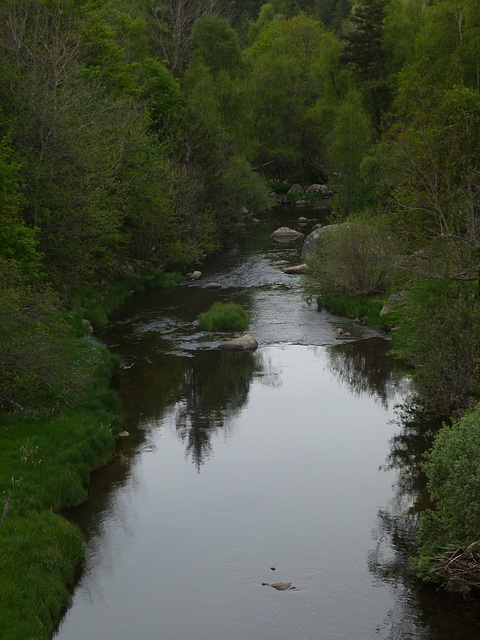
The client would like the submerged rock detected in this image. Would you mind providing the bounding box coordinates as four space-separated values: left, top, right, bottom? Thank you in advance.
295 197 310 207
219 335 258 351
271 227 304 241
201 282 222 289
262 582 296 591
282 264 307 274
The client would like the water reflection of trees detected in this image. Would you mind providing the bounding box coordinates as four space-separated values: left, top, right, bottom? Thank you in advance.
367 403 480 640
175 350 261 469
369 505 480 640
383 404 443 510
325 337 406 407
112 347 189 429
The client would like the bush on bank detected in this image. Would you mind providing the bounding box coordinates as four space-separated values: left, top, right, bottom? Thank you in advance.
392 280 480 415
304 216 395 298
412 405 480 585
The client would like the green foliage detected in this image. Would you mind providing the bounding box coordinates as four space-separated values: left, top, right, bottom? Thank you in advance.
317 294 385 327
191 13 244 79
248 3 277 44
69 269 183 327
198 302 249 331
393 281 480 414
0 512 84 640
314 0 352 28
412 406 480 576
328 90 371 211
389 81 480 282
383 0 423 85
0 320 121 636
0 260 90 412
0 134 44 280
139 57 183 135
305 216 394 297
341 0 391 128
247 12 329 179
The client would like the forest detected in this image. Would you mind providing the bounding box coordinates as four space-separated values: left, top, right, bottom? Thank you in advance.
2 0 480 635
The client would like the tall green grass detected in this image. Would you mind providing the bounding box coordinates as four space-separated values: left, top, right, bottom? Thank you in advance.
0 512 84 640
198 302 249 331
0 375 121 637
317 294 388 328
0 269 184 637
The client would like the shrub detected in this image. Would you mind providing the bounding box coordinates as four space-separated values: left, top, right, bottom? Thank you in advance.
393 280 480 414
198 302 249 331
305 216 395 297
412 405 480 577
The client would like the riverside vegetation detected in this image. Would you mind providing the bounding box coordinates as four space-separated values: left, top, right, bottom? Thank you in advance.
198 302 250 331
2 0 480 634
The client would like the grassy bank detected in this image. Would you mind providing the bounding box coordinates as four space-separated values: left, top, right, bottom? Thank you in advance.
0 269 181 639
317 293 394 329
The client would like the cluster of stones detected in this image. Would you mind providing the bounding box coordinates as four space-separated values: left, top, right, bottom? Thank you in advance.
277 183 334 207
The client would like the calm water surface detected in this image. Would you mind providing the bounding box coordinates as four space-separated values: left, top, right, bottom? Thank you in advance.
55 208 480 639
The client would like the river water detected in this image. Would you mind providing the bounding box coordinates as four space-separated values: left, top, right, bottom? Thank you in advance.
55 207 480 639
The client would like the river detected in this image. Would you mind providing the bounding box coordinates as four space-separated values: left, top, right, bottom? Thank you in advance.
55 206 480 639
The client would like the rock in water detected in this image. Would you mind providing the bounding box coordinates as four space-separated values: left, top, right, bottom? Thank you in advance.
218 335 258 351
271 227 304 241
282 264 306 275
262 582 295 591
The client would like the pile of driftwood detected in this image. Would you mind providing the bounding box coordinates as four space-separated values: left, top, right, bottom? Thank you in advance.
428 540 480 593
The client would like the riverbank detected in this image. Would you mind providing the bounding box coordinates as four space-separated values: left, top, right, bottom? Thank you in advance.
315 288 480 596
0 269 182 640
316 294 388 329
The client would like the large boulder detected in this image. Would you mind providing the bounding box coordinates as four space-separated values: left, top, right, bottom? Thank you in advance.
301 224 338 260
219 334 258 351
306 184 334 196
282 264 307 274
271 227 304 241
287 183 304 195
380 293 404 316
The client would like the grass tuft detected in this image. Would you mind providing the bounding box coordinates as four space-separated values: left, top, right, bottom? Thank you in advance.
198 302 249 331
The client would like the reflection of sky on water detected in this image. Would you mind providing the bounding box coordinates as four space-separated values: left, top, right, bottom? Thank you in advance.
58 346 407 640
